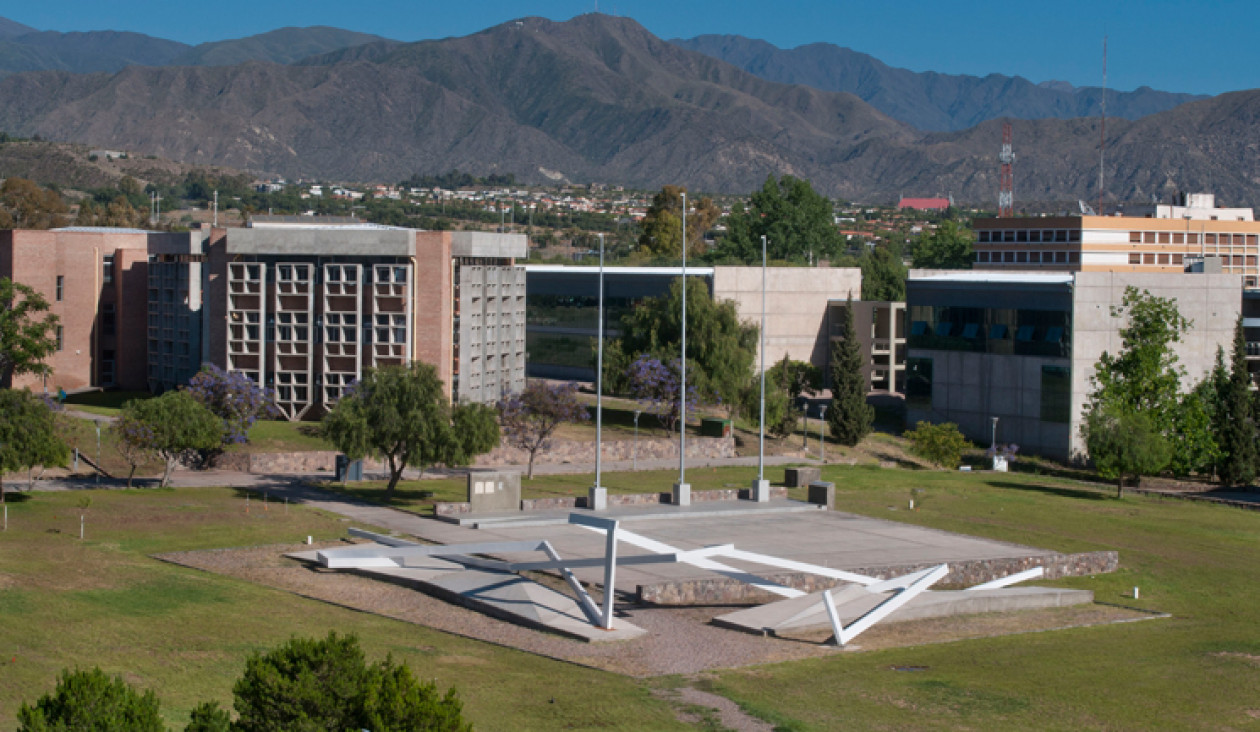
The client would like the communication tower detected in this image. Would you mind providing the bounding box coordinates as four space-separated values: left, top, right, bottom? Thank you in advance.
998 122 1014 217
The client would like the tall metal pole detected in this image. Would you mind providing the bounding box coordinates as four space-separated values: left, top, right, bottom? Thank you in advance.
595 233 605 489
758 235 767 481
679 192 687 486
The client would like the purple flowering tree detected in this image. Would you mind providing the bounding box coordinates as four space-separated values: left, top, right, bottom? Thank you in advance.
185 363 280 446
625 355 699 438
113 410 158 487
497 381 589 479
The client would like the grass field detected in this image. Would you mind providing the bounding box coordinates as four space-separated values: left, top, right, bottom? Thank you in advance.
1 465 1258 729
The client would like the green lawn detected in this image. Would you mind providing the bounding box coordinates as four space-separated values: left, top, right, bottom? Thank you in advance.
0 487 687 730
62 390 152 416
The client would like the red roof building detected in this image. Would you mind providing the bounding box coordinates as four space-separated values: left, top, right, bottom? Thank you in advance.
898 197 951 211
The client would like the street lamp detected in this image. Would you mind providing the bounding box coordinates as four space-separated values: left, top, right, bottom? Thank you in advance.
990 416 999 451
590 233 607 511
818 405 827 461
633 409 642 471
752 234 770 501
95 420 102 485
674 191 690 506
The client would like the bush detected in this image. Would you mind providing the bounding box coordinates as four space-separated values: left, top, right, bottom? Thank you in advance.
184 701 231 732
904 420 970 469
17 667 164 732
232 631 469 732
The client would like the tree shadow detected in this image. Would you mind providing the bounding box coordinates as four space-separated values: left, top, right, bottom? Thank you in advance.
983 479 1112 502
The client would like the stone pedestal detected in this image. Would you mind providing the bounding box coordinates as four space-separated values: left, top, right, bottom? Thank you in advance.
672 482 691 506
588 486 608 511
468 471 522 513
750 479 771 502
807 481 835 511
785 467 821 487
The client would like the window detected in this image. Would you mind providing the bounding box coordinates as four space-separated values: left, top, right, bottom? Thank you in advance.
102 255 114 285
1173 254 1184 265
56 325 63 351
1158 232 1170 244
989 324 1008 339
1130 232 1141 243
960 323 980 339
1040 366 1071 423
1143 253 1156 264
1143 232 1156 243
1158 254 1170 265
1016 251 1028 263
1173 233 1184 244
1129 253 1141 264
934 322 953 337
977 252 989 263
1015 325 1036 342
102 303 115 337
906 357 933 409
910 321 928 336
1030 252 1041 263
55 276 64 301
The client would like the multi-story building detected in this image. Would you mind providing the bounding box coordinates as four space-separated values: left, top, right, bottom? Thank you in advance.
827 300 905 393
0 227 202 393
205 223 526 417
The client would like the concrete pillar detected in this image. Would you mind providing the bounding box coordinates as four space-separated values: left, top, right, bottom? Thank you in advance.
808 481 835 511
672 482 691 506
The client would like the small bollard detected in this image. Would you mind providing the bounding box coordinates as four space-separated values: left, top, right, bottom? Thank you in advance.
79 515 84 540
306 536 313 545
909 499 915 510
1134 586 1140 600
3 504 7 531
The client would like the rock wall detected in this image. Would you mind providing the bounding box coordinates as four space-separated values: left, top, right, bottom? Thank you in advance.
480 436 736 467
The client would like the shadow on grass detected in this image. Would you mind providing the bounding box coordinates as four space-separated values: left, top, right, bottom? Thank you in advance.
1 492 34 503
983 480 1112 502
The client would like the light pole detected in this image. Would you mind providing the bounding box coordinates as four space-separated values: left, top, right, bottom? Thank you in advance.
95 420 102 485
752 235 770 501
590 233 607 510
633 409 641 471
990 416 999 451
818 405 827 461
674 191 690 506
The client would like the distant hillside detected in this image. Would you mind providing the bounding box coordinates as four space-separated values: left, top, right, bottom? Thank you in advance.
671 34 1206 131
0 17 35 40
172 26 393 66
0 15 1257 206
0 30 188 76
0 139 254 190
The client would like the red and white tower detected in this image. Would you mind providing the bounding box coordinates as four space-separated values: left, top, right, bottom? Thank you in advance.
998 122 1014 217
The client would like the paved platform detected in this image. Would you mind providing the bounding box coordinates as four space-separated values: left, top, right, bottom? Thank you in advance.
447 498 823 528
287 547 646 643
713 586 1095 637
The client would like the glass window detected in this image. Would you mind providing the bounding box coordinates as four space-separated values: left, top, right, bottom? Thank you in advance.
960 323 980 339
910 321 928 336
1015 325 1036 341
934 322 953 337
102 303 116 337
56 325 64 351
102 255 114 285
56 276 64 301
989 323 1008 339
1044 326 1063 343
906 357 933 409
1040 366 1071 423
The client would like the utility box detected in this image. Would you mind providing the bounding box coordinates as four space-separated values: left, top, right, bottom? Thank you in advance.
335 454 364 482
785 467 821 487
808 481 835 511
701 418 732 438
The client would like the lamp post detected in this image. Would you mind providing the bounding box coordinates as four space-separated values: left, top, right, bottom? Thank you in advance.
673 191 690 506
633 409 642 471
95 420 102 485
818 405 827 461
990 416 999 451
752 235 770 501
590 233 607 511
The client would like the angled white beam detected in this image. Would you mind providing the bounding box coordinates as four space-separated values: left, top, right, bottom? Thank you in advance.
827 564 949 646
318 540 545 569
865 566 940 594
541 540 603 627
966 567 1044 591
718 548 880 586
348 528 419 547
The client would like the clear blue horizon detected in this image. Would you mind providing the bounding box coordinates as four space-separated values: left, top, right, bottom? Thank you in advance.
6 1 1258 97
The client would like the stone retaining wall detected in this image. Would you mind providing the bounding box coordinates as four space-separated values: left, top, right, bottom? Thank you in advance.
636 550 1119 605
211 451 339 474
480 436 736 466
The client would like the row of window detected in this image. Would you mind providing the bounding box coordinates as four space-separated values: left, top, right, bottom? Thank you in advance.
1130 231 1258 245
979 229 1260 246
977 230 1081 243
908 305 1072 358
905 357 1071 424
976 250 1080 264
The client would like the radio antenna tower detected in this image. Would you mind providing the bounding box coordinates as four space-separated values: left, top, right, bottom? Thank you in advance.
1097 35 1107 215
998 122 1014 217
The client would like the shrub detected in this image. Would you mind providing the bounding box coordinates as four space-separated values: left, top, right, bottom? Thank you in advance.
17 667 164 732
904 420 970 469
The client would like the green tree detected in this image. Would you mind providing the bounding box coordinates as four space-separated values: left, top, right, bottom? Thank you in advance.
904 420 970 469
608 277 757 409
909 220 974 269
17 667 164 732
321 364 496 494
828 297 873 446
715 176 844 263
860 242 907 301
0 178 69 229
231 632 469 732
185 701 231 732
1218 316 1256 486
766 354 822 401
1083 405 1172 497
0 390 68 502
0 277 60 387
118 391 224 487
638 185 718 259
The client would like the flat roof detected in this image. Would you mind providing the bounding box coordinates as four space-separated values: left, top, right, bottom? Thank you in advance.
52 227 155 234
910 272 1074 285
524 265 716 276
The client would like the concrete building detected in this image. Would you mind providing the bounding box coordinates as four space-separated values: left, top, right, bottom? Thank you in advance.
827 300 905 392
0 227 202 393
206 224 526 417
524 265 861 381
905 271 1240 461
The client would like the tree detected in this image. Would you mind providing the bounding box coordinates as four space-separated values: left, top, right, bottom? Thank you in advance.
860 242 907 301
185 364 280 445
17 667 164 732
1083 287 1193 476
0 178 68 230
321 364 496 494
112 409 158 488
497 381 589 479
0 277 60 387
714 176 844 263
184 701 231 732
625 355 698 437
610 276 757 409
117 392 224 487
637 185 718 259
828 297 874 446
909 220 974 269
1218 316 1257 486
231 632 469 732
1083 405 1171 497
904 421 969 469
0 389 68 502
766 354 822 402
449 401 501 465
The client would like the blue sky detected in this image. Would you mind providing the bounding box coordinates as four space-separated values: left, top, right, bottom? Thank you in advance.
7 1 1258 96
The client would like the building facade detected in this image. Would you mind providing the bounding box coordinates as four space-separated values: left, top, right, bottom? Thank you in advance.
827 300 905 393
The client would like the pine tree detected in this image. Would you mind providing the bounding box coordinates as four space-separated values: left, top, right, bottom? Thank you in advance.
828 296 873 446
1219 316 1256 486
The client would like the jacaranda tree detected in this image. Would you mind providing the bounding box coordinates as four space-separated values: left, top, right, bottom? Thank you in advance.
497 381 589 479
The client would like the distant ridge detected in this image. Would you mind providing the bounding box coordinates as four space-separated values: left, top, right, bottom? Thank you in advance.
172 26 393 66
671 34 1206 131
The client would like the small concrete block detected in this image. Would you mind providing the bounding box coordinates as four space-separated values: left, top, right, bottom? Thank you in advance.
588 486 608 511
785 467 821 487
808 481 835 511
673 482 691 506
467 471 521 513
750 479 771 503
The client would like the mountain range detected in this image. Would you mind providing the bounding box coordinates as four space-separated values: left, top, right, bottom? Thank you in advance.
0 14 1255 206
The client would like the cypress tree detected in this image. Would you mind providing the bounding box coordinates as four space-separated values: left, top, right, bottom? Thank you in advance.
1219 316 1256 486
828 295 873 446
